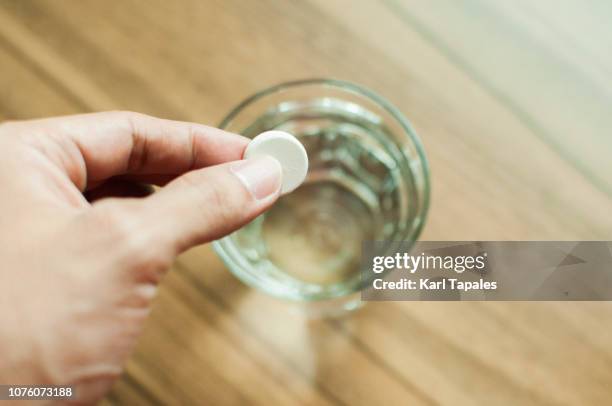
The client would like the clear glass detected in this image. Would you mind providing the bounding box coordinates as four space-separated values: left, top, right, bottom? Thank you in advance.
213 79 430 305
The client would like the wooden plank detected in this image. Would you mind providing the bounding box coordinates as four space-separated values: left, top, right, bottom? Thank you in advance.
100 371 163 406
381 0 612 194
377 301 612 405
0 42 79 119
0 5 115 113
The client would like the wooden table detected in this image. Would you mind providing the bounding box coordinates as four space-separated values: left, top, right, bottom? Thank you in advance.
1 1 611 404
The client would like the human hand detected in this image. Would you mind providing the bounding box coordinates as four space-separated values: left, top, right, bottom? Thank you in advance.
0 112 282 403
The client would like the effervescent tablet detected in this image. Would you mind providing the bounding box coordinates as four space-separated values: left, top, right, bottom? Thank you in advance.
244 130 308 195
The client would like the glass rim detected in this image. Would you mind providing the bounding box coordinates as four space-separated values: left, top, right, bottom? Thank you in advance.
215 78 431 301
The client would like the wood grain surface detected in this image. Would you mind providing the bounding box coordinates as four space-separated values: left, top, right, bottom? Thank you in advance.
1 1 611 405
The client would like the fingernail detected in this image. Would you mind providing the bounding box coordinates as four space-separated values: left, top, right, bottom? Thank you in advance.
231 156 282 200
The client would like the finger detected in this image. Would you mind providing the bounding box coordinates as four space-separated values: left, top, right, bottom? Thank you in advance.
13 111 248 190
144 156 283 252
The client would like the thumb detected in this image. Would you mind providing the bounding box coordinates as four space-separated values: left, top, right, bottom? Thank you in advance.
137 155 282 252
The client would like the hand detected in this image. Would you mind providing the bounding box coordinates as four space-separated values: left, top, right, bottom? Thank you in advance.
0 112 282 403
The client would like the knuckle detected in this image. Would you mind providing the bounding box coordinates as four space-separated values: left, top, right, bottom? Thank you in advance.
113 110 153 126
108 110 149 133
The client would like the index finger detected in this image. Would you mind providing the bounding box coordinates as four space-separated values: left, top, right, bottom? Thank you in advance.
12 111 248 190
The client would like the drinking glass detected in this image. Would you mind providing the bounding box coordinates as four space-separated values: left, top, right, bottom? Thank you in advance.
213 79 429 312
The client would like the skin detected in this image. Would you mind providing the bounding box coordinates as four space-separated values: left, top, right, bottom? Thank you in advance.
0 111 282 404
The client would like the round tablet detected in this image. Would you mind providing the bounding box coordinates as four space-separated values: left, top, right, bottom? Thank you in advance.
243 130 308 195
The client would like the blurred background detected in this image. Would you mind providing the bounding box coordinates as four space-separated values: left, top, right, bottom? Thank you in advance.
1 0 611 404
